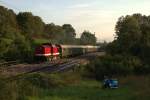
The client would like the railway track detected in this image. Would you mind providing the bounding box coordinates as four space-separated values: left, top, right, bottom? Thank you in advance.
0 52 105 78
0 60 20 67
0 58 68 71
0 59 79 77
40 60 80 73
3 59 81 83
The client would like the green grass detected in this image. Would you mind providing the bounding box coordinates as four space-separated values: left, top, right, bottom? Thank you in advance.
0 72 150 100
31 80 132 100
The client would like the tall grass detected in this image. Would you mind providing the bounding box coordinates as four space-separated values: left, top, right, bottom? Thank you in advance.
120 75 150 100
0 71 150 100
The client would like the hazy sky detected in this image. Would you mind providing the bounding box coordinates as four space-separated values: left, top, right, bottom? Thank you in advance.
1 0 150 42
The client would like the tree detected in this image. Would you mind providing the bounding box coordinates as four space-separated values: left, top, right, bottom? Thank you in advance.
17 12 44 38
44 23 66 44
62 24 76 44
115 15 141 55
62 24 76 38
0 6 19 58
4 32 31 60
107 13 150 65
44 24 77 44
80 31 97 45
0 6 32 61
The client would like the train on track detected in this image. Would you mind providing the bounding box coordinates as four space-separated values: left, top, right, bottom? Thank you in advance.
35 43 100 61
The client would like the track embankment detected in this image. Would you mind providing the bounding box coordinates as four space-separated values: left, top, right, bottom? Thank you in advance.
0 52 105 77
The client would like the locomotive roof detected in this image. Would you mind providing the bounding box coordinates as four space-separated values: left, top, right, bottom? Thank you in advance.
41 44 57 47
60 45 100 48
41 45 50 47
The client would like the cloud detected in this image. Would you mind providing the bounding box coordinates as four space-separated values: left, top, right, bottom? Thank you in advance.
68 1 98 9
68 4 91 9
65 5 118 42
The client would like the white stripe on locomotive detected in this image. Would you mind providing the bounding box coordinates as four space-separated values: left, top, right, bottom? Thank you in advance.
35 53 52 56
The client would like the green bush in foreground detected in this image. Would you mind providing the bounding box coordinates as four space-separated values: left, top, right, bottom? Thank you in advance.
85 55 150 80
0 73 64 100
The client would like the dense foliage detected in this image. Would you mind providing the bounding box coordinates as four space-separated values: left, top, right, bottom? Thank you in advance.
85 55 150 80
107 14 150 65
0 6 31 61
85 14 150 79
0 6 97 61
80 31 97 45
17 12 45 38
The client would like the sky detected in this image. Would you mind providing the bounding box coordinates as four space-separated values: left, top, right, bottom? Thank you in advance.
1 0 150 42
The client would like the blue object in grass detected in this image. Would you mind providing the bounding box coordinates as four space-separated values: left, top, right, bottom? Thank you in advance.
103 79 118 89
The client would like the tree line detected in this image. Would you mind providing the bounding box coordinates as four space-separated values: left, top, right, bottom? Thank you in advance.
107 14 150 65
0 6 97 61
85 14 150 79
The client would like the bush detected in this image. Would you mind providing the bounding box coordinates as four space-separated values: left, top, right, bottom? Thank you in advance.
84 55 149 80
0 73 70 100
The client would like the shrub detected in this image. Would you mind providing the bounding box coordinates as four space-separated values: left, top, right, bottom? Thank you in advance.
84 55 148 80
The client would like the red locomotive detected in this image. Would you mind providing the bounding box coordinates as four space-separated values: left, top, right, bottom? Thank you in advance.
35 43 60 61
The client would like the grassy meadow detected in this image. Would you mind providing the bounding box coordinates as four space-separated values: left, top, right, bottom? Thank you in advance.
0 71 150 100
